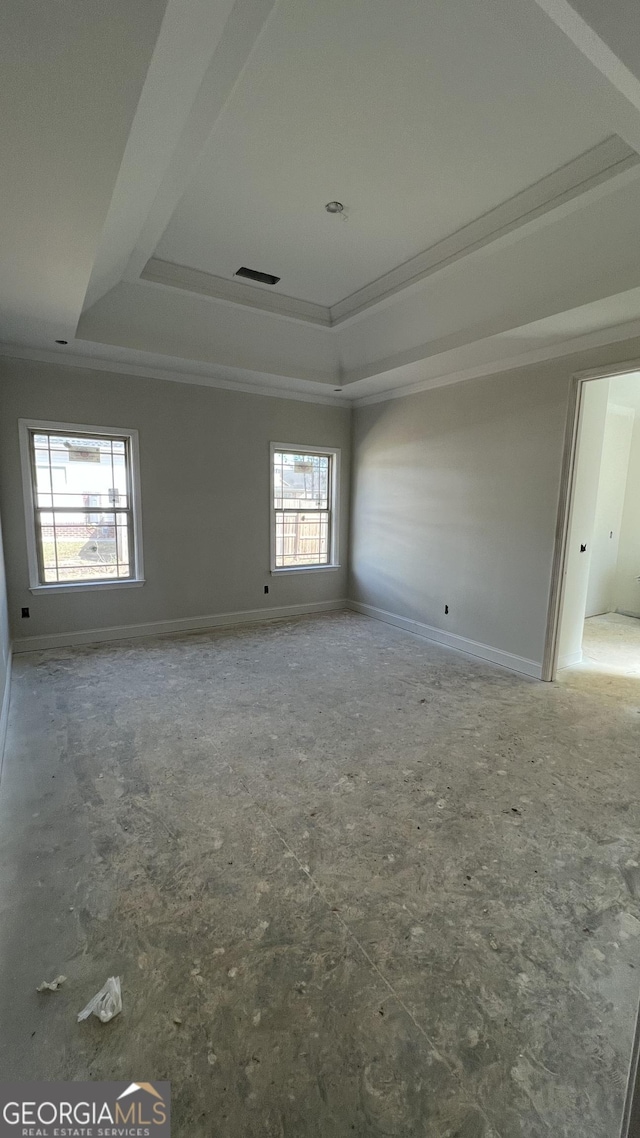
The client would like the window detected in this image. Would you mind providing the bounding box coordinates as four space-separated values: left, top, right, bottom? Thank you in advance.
19 420 144 591
271 444 340 571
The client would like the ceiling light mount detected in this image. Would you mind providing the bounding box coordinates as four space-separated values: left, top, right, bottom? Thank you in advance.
325 201 344 214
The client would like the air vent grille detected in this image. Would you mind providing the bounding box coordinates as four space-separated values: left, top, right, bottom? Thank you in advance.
236 266 280 286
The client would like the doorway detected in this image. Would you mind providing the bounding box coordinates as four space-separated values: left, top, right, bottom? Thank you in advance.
546 368 640 681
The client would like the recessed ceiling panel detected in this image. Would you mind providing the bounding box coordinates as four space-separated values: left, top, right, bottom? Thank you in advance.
154 0 612 307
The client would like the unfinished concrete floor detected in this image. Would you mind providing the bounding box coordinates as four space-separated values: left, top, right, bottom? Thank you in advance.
580 612 640 677
1 611 639 1137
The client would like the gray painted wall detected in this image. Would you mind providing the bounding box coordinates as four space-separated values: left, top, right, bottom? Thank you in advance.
351 366 569 665
0 511 10 726
351 340 640 669
0 357 351 641
615 415 640 617
585 401 634 619
557 377 609 664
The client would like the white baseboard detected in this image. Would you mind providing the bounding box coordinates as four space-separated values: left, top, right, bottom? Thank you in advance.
10 598 543 680
0 646 13 776
557 649 583 670
12 599 348 654
348 600 542 679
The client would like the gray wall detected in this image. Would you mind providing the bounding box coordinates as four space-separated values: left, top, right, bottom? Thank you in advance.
616 414 640 617
0 357 351 641
0 511 10 722
584 399 633 619
557 377 609 663
351 339 640 668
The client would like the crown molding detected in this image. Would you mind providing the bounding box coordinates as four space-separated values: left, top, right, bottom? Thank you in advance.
138 136 640 330
0 344 346 407
330 135 640 324
4 314 640 413
141 258 332 326
350 315 640 407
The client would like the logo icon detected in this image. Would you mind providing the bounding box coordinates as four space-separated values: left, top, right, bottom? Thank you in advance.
0 1080 171 1137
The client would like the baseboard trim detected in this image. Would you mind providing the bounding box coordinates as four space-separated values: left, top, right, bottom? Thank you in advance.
557 649 583 670
0 646 13 778
11 598 543 679
12 600 348 654
348 600 542 678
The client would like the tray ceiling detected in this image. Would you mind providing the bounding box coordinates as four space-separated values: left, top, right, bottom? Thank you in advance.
153 0 612 308
4 0 640 405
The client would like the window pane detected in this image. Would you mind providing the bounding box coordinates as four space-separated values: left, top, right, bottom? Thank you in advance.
30 429 135 584
32 432 129 511
273 452 329 510
116 524 130 577
55 565 120 582
52 509 116 528
109 448 129 508
275 510 329 568
39 525 57 571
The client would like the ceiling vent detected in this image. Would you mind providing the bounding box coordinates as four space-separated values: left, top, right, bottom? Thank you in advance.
235 266 280 286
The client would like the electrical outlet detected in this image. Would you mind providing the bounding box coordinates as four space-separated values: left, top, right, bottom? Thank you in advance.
21 607 30 618
264 585 269 594
444 604 449 615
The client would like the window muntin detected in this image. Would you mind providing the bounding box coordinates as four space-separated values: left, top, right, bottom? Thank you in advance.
26 428 138 585
272 449 335 569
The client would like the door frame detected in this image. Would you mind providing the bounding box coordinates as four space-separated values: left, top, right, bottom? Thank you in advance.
541 355 640 682
541 355 640 1138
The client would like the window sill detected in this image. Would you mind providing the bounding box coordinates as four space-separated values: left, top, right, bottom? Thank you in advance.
30 579 145 595
271 565 341 575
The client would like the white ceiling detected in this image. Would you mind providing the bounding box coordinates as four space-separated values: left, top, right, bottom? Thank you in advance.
0 0 167 342
3 0 640 405
155 0 611 307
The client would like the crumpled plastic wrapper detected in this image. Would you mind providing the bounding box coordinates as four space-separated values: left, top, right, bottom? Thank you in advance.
37 975 66 992
77 976 122 1023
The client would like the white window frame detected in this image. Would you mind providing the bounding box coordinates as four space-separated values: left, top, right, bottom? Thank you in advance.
270 443 341 574
19 419 145 594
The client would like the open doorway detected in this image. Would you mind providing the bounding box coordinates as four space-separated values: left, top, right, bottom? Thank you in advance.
550 369 640 680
